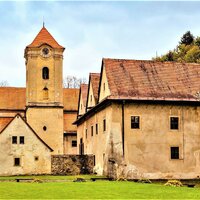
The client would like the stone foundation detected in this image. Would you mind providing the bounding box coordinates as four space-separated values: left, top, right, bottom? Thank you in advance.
51 155 95 175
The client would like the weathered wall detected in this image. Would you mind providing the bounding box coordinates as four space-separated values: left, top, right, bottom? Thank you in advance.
122 103 200 179
78 91 86 116
77 106 113 175
26 107 63 154
77 102 200 179
51 155 94 175
87 82 96 108
63 135 77 154
0 115 51 176
99 64 110 102
26 45 63 107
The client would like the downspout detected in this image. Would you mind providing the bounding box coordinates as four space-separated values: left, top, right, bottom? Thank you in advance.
122 100 125 157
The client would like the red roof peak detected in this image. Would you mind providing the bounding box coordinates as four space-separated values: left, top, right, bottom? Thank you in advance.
27 26 64 49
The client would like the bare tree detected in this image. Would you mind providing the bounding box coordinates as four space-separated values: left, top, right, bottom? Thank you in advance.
63 76 87 88
0 80 9 87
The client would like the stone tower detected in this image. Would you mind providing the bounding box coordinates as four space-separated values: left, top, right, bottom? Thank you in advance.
24 26 65 154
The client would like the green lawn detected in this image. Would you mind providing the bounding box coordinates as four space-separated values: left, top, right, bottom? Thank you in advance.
0 181 200 199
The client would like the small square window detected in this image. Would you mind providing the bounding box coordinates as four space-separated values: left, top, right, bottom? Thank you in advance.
14 158 20 166
91 126 93 136
72 140 77 147
170 117 179 130
171 147 179 159
131 116 140 129
34 156 39 161
20 136 24 144
96 124 98 135
103 119 106 132
12 136 17 144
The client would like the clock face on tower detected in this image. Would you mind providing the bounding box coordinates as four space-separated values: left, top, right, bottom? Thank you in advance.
41 48 50 57
42 48 49 55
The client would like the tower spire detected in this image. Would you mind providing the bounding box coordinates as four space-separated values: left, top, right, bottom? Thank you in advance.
43 16 45 28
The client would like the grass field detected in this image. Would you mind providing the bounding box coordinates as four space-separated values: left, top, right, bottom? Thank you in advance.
1 177 200 199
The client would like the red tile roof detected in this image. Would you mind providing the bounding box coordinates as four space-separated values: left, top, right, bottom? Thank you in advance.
80 84 88 107
0 87 79 111
103 58 200 102
63 88 79 111
27 27 64 49
90 73 100 103
0 117 13 132
0 87 26 110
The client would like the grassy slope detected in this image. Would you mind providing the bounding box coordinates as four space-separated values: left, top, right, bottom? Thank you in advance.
0 181 200 199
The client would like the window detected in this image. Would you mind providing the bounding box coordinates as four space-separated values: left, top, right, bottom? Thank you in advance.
131 116 140 129
90 95 92 103
43 126 47 131
91 126 93 136
20 136 24 144
171 147 179 159
170 117 179 130
12 136 17 144
43 87 48 100
96 124 98 135
34 156 39 161
42 67 49 79
85 129 87 139
72 140 77 147
14 158 20 166
103 119 106 131
103 83 105 91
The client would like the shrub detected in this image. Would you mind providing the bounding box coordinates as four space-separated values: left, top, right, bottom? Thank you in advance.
165 180 183 187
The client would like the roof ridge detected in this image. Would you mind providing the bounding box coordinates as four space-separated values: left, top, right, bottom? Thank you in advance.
103 58 200 65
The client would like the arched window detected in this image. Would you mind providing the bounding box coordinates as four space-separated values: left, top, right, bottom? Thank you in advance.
42 67 49 79
43 87 49 100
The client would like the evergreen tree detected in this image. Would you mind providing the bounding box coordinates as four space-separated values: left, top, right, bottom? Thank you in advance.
180 31 194 45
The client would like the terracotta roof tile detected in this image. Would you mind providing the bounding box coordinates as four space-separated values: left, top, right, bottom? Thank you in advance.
80 84 88 107
0 87 79 111
0 117 13 132
103 58 200 102
27 27 64 49
63 88 79 110
90 73 100 103
0 87 26 110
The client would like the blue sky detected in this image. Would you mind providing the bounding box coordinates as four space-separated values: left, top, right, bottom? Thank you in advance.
1 1 200 86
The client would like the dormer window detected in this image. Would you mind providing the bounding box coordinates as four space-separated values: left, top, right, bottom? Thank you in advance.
42 67 49 79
